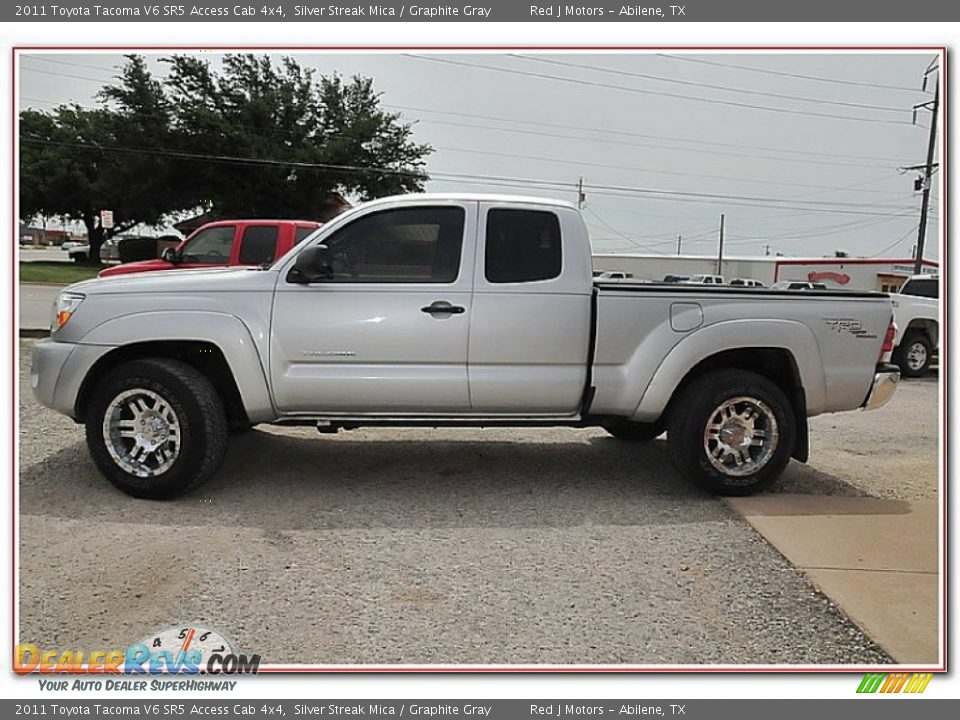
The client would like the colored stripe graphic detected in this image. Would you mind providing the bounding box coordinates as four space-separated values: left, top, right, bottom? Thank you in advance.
857 673 932 694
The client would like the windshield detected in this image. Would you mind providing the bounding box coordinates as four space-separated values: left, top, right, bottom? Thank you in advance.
180 226 235 263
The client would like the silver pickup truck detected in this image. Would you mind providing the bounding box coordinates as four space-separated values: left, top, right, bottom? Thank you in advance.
31 194 899 499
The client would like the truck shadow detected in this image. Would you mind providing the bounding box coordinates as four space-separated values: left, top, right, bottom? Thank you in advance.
19 427 869 530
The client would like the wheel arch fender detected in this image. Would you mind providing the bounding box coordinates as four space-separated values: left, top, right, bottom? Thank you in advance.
903 318 939 348
74 311 275 423
631 319 827 423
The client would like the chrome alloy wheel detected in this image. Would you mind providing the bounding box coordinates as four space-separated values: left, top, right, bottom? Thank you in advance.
907 341 928 372
703 396 779 477
102 388 181 478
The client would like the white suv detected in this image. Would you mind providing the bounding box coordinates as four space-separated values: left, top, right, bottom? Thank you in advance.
891 274 939 377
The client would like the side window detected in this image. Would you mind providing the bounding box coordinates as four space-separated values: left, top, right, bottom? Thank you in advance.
238 226 280 265
485 209 562 284
323 207 465 283
294 226 317 245
180 226 235 263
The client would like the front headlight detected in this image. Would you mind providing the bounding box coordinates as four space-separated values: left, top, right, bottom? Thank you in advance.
51 292 85 332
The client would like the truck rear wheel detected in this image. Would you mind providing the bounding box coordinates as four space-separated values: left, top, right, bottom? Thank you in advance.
666 369 795 495
894 332 932 378
85 358 228 499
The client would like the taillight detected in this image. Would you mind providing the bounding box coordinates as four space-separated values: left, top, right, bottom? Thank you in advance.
880 319 896 360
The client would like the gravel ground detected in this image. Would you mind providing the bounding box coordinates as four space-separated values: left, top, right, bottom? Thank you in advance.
18 339 936 666
779 372 939 501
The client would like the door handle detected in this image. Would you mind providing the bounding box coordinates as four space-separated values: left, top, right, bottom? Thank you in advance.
421 301 465 316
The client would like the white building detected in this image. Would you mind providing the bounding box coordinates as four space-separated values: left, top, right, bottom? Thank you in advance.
592 252 938 292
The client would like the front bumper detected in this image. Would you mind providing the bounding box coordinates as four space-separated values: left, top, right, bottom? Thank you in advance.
861 364 900 411
31 339 115 419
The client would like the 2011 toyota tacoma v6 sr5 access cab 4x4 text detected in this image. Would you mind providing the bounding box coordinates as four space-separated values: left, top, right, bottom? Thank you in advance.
31 194 900 499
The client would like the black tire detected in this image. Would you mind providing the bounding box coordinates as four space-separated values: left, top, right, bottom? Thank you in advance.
666 369 796 495
604 419 665 442
893 332 932 378
85 358 228 499
72 253 87 263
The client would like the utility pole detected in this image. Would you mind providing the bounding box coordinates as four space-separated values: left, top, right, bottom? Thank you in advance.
912 64 939 275
716 214 725 276
765 244 771 257
577 177 586 210
677 234 682 255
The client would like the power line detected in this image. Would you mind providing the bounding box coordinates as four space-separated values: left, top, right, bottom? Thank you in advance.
868 223 922 257
436 144 909 198
584 207 667 253
656 54 928 93
19 55 125 73
19 134 919 218
722 211 919 244
403 54 917 125
583 185 913 217
507 54 908 112
389 102 915 164
20 91 915 172
16 66 116 84
15 55 921 164
17 54 922 159
418 117 907 170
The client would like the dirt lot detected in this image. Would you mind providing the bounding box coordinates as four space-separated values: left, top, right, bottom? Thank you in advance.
17 340 938 665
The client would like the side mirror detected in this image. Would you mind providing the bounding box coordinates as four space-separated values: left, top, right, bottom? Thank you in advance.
161 247 180 264
287 245 332 284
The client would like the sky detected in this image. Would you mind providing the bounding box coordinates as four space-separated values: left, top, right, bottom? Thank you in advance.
17 51 941 261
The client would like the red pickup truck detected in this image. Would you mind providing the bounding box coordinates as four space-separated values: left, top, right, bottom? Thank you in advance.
98 219 321 278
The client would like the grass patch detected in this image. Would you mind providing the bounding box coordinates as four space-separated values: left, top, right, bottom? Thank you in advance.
20 261 102 285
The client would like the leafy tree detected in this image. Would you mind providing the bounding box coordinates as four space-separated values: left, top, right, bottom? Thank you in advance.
19 56 186 264
162 53 432 216
19 53 434 262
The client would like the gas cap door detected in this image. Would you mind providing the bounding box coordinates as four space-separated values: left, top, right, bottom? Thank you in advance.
670 302 704 332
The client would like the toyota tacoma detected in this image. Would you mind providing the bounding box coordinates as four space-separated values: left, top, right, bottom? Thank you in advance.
31 194 899 499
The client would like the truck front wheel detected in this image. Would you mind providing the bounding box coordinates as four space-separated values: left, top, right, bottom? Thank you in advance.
85 358 228 499
666 369 795 495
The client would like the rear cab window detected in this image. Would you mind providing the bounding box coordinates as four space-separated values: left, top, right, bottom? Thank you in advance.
485 209 562 283
238 225 280 265
900 278 939 299
294 226 318 245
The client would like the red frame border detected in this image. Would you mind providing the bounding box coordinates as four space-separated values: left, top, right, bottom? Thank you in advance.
10 44 949 675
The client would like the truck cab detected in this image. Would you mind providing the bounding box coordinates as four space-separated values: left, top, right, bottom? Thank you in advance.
271 196 594 415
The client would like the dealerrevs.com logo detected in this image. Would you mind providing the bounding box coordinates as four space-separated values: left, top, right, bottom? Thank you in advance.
856 673 933 694
15 625 261 676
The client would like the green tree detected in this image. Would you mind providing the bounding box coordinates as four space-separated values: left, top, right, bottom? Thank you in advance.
19 56 187 264
161 53 432 216
19 53 434 262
